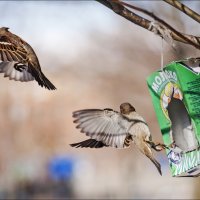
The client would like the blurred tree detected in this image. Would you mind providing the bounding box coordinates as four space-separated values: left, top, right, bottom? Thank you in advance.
96 0 200 50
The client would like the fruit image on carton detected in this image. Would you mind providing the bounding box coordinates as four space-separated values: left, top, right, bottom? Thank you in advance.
147 60 200 177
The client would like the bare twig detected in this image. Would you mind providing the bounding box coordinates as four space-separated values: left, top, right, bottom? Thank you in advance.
96 0 200 50
96 0 151 29
163 0 200 24
118 1 200 49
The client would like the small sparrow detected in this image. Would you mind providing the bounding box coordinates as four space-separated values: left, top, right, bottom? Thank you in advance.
0 27 56 90
70 102 164 175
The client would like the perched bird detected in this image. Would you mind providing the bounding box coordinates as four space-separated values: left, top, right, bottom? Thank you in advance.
70 102 164 175
0 27 56 90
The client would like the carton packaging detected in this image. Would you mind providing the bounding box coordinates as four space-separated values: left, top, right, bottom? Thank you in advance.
147 60 200 177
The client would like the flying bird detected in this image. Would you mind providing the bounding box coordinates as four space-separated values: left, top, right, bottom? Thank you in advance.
0 27 56 90
70 102 164 175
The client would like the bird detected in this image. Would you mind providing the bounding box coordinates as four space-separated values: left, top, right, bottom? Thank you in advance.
70 102 165 175
0 27 56 90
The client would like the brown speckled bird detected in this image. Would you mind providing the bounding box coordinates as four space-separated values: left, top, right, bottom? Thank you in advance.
70 102 164 175
0 27 56 90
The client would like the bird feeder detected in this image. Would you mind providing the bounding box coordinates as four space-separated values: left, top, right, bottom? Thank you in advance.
147 60 200 177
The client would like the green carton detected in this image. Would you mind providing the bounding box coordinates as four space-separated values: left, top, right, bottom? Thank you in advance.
147 60 200 177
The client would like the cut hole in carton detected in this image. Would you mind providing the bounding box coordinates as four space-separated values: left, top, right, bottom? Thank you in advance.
179 58 200 74
167 91 199 152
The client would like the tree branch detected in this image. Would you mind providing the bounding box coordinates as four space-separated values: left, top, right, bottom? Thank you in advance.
96 0 200 50
163 0 200 24
96 0 151 29
96 0 113 10
118 1 200 49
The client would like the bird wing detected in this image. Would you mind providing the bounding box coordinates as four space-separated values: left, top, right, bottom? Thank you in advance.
0 35 34 82
70 139 108 148
11 34 56 90
0 36 28 63
0 35 56 89
73 108 135 148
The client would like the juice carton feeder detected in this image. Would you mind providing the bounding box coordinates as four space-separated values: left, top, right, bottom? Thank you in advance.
147 60 200 177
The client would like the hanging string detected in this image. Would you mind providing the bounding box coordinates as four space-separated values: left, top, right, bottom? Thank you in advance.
160 37 174 145
161 37 164 72
160 37 172 84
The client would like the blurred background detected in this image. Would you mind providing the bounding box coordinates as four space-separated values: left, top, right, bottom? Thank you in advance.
0 1 199 199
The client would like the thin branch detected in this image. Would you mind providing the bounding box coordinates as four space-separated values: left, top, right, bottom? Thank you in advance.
96 0 113 10
117 1 200 49
96 0 151 29
96 0 200 50
163 0 200 24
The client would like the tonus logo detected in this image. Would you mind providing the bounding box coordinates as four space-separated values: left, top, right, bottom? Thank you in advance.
152 70 177 93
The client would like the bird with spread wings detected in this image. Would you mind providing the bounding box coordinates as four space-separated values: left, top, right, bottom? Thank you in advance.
0 27 56 90
71 102 166 175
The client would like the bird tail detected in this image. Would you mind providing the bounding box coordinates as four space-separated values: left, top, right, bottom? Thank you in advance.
39 71 56 90
137 139 162 176
70 139 108 148
28 66 56 90
149 157 162 176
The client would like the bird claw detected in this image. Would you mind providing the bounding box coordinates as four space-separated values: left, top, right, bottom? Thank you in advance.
153 143 169 151
146 141 168 151
168 140 176 148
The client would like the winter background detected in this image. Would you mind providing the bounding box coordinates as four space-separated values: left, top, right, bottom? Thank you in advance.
0 1 199 199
